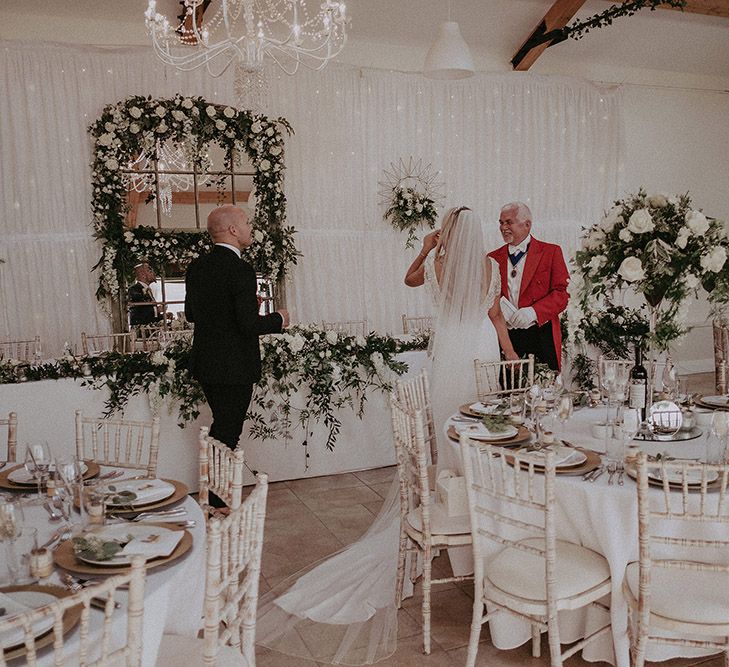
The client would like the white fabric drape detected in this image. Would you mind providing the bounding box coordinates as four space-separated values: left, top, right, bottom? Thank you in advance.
0 40 623 354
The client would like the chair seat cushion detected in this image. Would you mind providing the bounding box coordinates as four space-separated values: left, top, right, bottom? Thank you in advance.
406 502 471 536
157 634 249 667
625 561 729 625
487 537 610 602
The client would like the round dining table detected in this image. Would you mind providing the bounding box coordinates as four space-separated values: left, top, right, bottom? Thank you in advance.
444 404 723 667
0 470 205 666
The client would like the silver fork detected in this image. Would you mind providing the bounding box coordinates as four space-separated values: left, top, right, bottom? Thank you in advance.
607 461 617 485
617 462 625 486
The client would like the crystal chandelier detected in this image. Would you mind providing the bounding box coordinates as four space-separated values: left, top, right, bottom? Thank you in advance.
123 141 210 216
145 0 348 107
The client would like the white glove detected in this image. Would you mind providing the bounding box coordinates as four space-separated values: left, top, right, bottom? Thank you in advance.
511 307 537 329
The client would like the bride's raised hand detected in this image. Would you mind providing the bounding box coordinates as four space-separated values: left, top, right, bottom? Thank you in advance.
421 230 440 254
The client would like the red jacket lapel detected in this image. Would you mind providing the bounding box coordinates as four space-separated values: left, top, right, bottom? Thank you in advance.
519 238 544 305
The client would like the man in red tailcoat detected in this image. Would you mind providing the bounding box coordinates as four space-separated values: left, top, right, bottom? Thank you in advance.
488 202 569 370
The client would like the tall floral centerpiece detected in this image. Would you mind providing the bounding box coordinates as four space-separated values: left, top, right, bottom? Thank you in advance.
570 189 729 389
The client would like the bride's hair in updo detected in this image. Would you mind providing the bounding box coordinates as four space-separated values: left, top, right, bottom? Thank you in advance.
436 206 471 258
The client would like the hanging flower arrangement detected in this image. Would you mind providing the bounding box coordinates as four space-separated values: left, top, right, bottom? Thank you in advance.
89 94 299 302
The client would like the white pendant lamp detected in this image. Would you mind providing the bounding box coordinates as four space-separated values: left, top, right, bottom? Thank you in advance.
423 20 475 80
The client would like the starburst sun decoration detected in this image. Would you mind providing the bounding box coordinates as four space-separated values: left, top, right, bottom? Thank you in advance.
378 158 445 248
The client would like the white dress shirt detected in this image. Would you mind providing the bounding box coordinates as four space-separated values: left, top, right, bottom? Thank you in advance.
215 242 242 258
506 234 532 306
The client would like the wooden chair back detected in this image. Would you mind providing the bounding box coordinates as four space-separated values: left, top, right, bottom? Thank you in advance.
0 557 146 666
81 332 134 355
201 473 269 666
75 410 160 477
401 315 433 335
473 355 534 402
0 411 17 463
321 320 368 337
394 369 437 465
0 336 41 362
198 426 245 517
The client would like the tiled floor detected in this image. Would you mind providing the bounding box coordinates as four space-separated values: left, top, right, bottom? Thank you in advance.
255 372 723 666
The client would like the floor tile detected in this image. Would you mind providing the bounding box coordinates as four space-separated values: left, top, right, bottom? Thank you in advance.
368 481 396 500
287 472 364 494
353 466 397 485
293 485 382 513
369 635 456 666
312 503 378 545
402 586 475 650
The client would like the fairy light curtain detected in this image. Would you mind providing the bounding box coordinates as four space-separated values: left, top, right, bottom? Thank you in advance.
0 40 623 354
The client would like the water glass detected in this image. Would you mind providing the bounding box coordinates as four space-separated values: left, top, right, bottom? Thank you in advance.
81 485 106 528
0 500 25 583
707 412 729 463
9 528 37 584
24 442 52 498
509 394 526 425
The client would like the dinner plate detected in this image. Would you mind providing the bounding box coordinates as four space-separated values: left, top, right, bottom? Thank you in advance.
74 523 184 566
0 461 100 492
100 478 176 507
0 585 81 660
624 464 723 490
453 422 518 441
696 395 729 411
8 461 89 485
459 402 503 418
505 447 601 477
647 467 720 486
54 523 193 575
515 444 588 469
447 424 531 447
92 479 188 516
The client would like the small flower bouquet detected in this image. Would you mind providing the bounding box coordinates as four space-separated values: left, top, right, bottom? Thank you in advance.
383 186 439 248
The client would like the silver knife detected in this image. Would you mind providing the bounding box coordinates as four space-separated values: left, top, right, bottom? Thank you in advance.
589 467 606 483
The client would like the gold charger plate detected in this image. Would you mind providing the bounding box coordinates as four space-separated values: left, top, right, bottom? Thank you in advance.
53 522 193 576
0 584 82 661
448 424 531 447
0 461 100 492
458 402 504 418
696 396 729 412
505 447 601 476
74 478 188 516
623 464 723 491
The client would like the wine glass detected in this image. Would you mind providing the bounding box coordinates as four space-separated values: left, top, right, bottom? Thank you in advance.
24 442 52 499
0 500 25 581
611 407 641 465
707 412 729 464
555 393 574 438
662 358 678 399
55 456 84 528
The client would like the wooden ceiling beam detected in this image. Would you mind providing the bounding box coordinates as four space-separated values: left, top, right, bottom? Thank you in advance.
657 0 729 18
511 0 588 71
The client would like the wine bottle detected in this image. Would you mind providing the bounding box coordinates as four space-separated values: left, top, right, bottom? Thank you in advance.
629 344 648 423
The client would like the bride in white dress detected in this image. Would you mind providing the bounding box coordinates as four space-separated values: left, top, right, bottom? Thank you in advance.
256 207 515 664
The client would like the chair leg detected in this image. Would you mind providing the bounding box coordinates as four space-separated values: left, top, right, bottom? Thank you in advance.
632 633 647 667
723 647 729 667
531 624 542 658
465 597 484 667
409 542 418 584
546 615 563 667
422 548 432 655
395 528 407 608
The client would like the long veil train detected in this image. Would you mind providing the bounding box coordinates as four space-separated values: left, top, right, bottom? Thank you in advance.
257 208 499 663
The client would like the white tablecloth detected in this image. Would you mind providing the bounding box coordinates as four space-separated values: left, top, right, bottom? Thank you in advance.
0 478 205 666
0 350 427 487
445 406 722 667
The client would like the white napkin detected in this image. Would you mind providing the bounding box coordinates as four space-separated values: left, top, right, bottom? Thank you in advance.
102 478 175 506
468 402 501 415
455 422 517 441
120 529 183 559
0 592 55 649
517 445 586 467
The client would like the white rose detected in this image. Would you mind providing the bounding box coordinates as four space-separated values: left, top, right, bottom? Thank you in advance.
599 207 622 233
223 106 236 118
259 159 271 171
685 273 700 289
155 105 166 117
156 121 168 133
617 256 645 282
415 203 423 213
700 246 727 273
627 208 654 234
129 106 142 119
97 133 113 146
104 122 115 132
266 127 274 136
191 107 199 116
648 194 668 208
289 335 305 353
355 335 366 347
215 119 226 130
270 146 281 156
105 158 118 170
151 351 166 365
251 122 263 133
205 106 216 117
181 98 193 109
582 228 605 251
124 231 134 242
618 228 632 243
675 227 690 249
588 255 607 274
686 210 710 236
129 123 140 134
172 110 186 122
253 230 264 243
326 330 338 345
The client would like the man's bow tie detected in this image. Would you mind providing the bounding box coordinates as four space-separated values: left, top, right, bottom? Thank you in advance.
508 243 530 266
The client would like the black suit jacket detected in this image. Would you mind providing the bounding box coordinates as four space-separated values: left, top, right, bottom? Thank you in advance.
184 245 283 385
127 282 160 326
